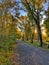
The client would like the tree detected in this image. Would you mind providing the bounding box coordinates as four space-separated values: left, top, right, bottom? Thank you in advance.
0 0 20 35
24 20 32 41
44 1 49 39
21 0 47 47
44 1 49 32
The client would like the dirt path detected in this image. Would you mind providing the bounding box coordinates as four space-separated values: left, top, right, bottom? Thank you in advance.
13 40 49 65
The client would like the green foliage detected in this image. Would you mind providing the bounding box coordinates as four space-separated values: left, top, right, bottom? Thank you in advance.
0 16 17 64
0 0 21 64
25 40 39 47
0 14 17 65
44 19 49 32
0 34 16 65
44 6 49 33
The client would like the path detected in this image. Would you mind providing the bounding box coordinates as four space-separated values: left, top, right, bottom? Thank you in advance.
13 40 49 65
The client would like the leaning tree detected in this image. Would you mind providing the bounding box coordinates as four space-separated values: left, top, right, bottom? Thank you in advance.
21 0 47 47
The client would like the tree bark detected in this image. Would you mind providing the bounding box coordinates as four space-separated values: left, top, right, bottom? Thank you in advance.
36 10 43 47
37 22 43 47
22 34 24 41
31 33 34 43
26 35 28 41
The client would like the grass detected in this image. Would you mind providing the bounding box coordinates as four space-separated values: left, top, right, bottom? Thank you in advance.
0 35 16 65
25 40 39 47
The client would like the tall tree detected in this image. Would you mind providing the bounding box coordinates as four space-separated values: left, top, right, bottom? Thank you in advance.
21 0 47 47
0 0 20 35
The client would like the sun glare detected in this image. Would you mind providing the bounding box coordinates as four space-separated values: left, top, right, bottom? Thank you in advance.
42 31 46 36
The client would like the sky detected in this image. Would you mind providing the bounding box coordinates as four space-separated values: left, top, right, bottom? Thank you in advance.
43 2 48 10
16 0 27 16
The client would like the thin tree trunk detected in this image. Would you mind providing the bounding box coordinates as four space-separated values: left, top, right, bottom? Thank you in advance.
37 22 43 47
26 34 28 41
26 36 28 41
31 33 34 43
22 34 24 41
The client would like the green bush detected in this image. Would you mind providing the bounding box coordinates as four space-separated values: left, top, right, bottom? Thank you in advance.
0 34 16 65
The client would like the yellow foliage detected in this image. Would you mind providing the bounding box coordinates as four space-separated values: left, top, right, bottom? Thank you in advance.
22 0 45 9
29 0 35 5
21 0 28 6
35 0 44 9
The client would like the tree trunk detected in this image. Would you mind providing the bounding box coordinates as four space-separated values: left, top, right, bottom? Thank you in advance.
31 33 34 43
26 36 28 41
26 34 28 41
22 34 24 41
36 10 43 47
37 22 43 47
